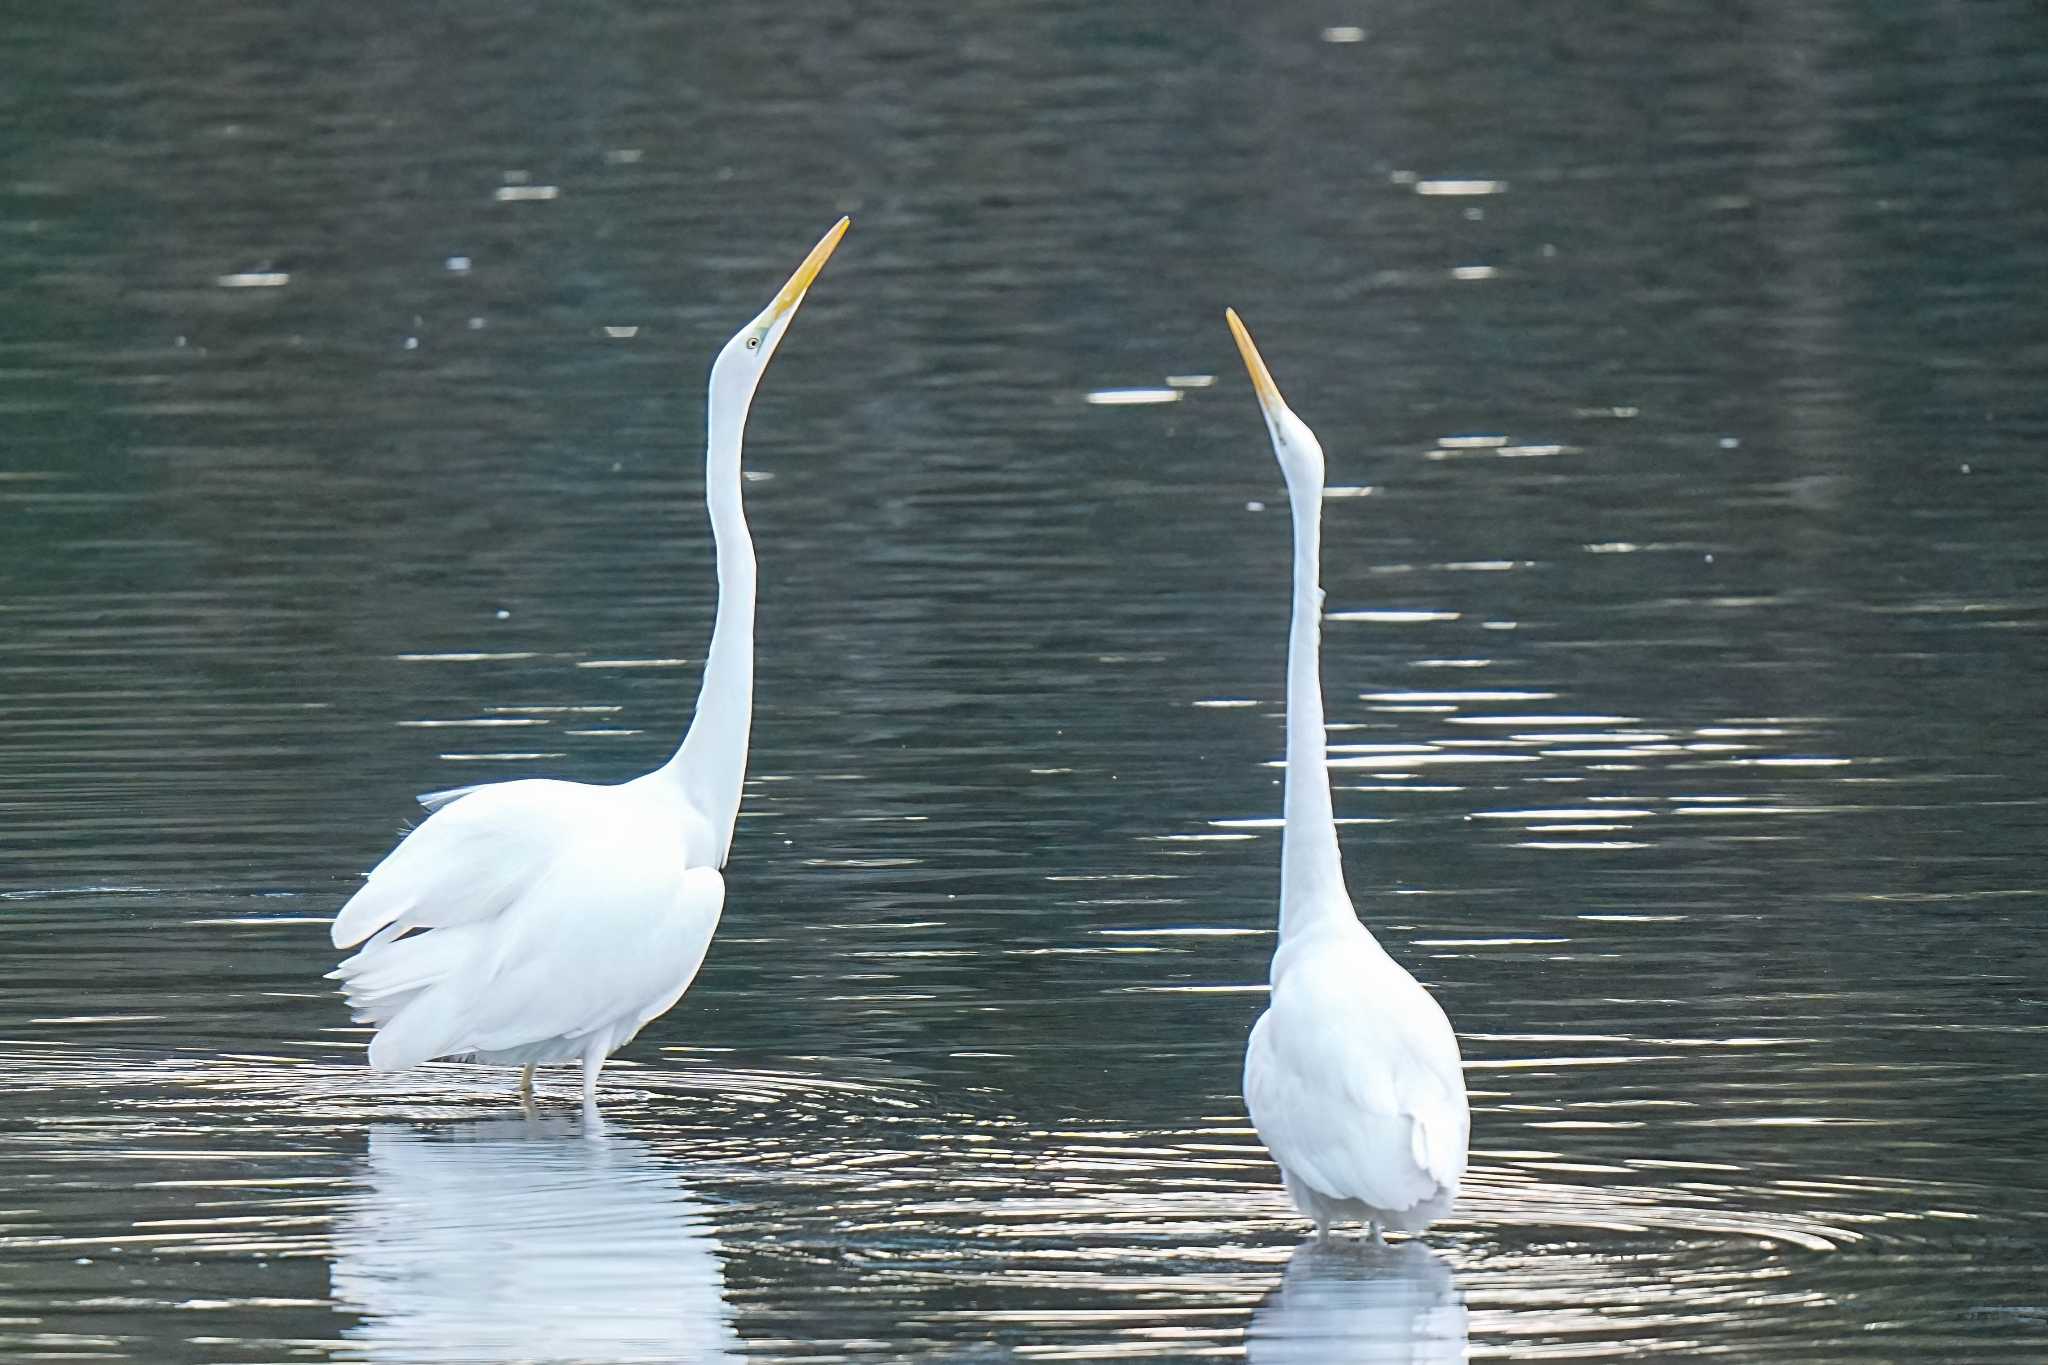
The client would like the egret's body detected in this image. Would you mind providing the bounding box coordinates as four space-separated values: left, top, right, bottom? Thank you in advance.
329 219 850 1105
1226 309 1469 1239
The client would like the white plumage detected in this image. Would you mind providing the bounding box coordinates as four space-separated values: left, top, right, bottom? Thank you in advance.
329 219 850 1106
1244 935 1467 1234
332 778 724 1075
1225 308 1470 1239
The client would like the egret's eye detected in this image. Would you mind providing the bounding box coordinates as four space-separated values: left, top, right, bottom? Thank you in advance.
745 335 760 350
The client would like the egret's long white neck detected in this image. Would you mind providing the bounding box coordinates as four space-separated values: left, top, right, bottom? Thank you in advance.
644 215 846 868
661 377 755 865
1278 464 1352 940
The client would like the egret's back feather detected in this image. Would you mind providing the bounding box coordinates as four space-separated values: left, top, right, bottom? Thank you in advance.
416 783 486 813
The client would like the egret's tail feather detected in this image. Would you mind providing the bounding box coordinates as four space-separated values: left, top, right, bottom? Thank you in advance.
333 924 476 1007
366 986 477 1072
332 924 485 1069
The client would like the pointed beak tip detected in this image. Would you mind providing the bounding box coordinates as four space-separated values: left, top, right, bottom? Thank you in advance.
768 216 852 320
1224 307 1284 411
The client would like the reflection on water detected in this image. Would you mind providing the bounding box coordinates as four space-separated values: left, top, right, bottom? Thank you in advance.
332 1120 740 1364
1247 1240 1467 1364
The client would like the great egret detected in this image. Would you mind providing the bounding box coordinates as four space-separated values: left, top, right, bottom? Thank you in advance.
329 218 851 1106
1225 308 1469 1240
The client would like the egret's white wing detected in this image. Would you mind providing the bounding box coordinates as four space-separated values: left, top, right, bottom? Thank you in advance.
331 779 606 949
361 818 723 1071
1246 948 1468 1213
463 851 724 1056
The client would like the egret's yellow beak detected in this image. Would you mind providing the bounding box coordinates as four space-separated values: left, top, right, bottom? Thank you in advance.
1225 307 1285 414
767 216 851 322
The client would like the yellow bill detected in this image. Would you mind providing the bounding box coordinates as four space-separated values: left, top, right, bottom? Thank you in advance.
767 216 851 321
1224 307 1285 412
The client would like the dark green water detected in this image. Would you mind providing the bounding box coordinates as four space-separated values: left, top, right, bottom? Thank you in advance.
3 1 2046 1359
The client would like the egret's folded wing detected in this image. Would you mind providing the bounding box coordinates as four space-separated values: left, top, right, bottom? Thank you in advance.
1246 1016 1433 1213
632 867 727 1028
1408 1069 1470 1194
460 841 725 1056
331 779 600 949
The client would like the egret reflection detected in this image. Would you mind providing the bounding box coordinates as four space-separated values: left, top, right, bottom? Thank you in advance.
1247 1239 1469 1364
332 1118 741 1363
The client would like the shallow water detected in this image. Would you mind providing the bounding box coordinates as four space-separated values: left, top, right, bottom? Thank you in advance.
4 0 2047 1360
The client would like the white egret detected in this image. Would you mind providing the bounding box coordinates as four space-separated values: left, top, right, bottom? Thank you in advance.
1226 308 1469 1240
329 218 851 1106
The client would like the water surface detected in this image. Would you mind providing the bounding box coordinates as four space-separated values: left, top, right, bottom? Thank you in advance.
3 1 2047 1359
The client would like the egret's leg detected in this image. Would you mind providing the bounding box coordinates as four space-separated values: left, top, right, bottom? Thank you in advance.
517 1065 539 1119
1314 1217 1331 1244
1367 1220 1383 1245
580 1097 607 1138
580 1046 605 1107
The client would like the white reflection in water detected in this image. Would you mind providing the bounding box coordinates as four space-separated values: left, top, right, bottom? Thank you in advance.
1247 1239 1468 1363
332 1119 740 1364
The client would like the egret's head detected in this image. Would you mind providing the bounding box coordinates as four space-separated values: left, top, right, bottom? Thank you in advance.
1225 308 1325 492
711 216 850 401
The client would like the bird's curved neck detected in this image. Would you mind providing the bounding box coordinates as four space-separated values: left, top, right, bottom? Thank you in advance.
661 382 755 865
1278 471 1352 941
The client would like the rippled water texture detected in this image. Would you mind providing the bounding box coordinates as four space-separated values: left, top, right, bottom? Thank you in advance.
4 1 2047 1360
